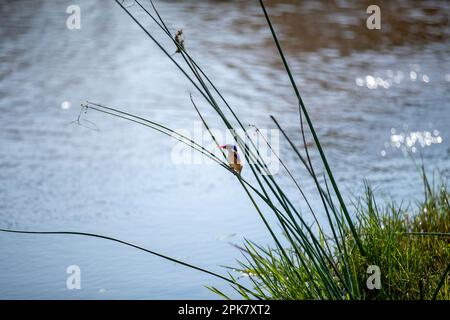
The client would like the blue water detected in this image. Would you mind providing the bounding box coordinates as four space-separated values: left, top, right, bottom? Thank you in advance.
0 0 449 299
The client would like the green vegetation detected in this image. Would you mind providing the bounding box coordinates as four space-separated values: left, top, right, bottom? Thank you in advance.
351 178 449 300
212 174 449 300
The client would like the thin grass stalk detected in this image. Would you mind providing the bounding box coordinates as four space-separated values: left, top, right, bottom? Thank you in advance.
140 1 300 192
271 115 358 294
432 262 450 300
83 103 290 214
87 101 349 298
322 173 356 293
109 0 368 298
0 228 253 292
259 0 365 256
84 102 227 167
139 2 318 244
112 1 359 298
250 125 336 257
271 116 334 208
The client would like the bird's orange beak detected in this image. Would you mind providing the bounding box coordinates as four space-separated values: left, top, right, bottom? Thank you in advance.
218 145 226 149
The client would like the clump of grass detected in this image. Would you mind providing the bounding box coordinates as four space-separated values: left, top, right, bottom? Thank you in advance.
349 176 450 300
216 174 449 300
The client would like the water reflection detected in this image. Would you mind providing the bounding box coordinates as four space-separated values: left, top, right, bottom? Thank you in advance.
355 68 440 90
382 129 443 156
263 0 450 54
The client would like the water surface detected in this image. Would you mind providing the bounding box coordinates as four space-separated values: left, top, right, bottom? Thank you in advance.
0 0 449 299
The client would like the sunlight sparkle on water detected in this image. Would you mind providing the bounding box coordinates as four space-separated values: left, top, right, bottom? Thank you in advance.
356 67 441 90
384 129 443 156
61 101 71 110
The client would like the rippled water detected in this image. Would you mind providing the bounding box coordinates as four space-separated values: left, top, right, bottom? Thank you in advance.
0 0 449 299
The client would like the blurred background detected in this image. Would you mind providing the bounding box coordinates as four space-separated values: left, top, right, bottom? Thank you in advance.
0 0 449 299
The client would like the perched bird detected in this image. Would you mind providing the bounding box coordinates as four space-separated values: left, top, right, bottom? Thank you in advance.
219 144 243 175
172 29 184 55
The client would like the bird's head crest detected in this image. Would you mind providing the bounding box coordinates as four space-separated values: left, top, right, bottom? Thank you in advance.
219 144 238 152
